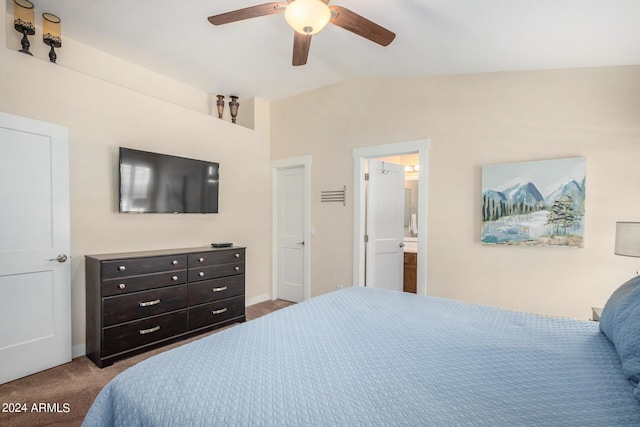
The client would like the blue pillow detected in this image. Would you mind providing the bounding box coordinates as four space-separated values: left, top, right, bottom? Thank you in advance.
600 275 640 399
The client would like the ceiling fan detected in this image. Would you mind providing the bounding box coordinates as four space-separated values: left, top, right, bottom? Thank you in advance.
208 0 396 66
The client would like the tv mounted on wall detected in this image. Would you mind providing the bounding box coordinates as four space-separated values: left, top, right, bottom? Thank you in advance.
119 147 219 213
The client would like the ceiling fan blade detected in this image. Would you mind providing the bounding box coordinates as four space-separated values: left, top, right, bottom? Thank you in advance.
208 2 286 26
292 32 312 66
329 6 396 46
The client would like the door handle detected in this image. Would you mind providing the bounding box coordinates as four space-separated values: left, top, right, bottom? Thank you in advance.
49 254 68 263
297 241 305 246
399 243 405 248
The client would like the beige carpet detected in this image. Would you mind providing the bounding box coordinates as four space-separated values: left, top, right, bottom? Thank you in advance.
0 299 293 427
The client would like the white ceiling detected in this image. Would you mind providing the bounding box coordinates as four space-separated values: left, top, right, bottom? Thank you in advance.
23 0 640 102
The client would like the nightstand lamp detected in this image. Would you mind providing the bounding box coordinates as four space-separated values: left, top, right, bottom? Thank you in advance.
615 222 640 259
593 222 640 321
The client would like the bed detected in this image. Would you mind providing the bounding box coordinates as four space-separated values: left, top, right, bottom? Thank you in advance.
82 282 640 426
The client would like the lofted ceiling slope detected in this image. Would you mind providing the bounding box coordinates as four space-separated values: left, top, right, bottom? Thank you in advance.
18 0 640 101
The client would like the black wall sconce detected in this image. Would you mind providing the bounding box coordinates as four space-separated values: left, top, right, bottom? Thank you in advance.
42 13 62 63
13 0 35 56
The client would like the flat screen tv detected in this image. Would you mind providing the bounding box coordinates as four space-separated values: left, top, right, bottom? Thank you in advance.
119 147 219 213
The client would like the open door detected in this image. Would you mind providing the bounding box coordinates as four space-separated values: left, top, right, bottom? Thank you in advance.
365 160 405 291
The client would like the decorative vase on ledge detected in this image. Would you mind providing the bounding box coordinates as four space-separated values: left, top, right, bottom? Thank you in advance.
216 95 225 119
229 96 239 124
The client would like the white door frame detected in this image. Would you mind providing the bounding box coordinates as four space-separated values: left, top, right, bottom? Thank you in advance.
271 156 311 301
353 139 430 295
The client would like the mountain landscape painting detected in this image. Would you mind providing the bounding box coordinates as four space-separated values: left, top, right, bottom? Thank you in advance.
481 157 586 247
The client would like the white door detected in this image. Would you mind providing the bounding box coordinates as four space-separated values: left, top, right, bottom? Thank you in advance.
366 160 405 291
0 112 71 384
276 166 305 302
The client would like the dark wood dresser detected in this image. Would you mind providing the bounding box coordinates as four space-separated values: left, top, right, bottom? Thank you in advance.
85 246 245 367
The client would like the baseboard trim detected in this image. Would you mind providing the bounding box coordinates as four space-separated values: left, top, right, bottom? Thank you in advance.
72 344 86 358
246 293 270 306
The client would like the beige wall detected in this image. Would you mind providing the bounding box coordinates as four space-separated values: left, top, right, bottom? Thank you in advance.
271 67 640 320
3 3 640 355
1 14 271 354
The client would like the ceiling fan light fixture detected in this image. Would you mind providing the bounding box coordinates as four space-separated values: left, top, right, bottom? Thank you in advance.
284 0 331 35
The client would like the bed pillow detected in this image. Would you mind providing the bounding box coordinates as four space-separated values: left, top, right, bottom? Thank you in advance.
600 275 640 399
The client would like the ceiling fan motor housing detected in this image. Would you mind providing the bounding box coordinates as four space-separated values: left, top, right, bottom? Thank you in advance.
284 0 332 35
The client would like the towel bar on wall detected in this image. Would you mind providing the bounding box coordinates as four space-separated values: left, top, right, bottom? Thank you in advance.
321 186 346 206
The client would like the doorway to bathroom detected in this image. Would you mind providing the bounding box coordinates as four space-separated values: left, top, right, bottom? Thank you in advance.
352 139 429 295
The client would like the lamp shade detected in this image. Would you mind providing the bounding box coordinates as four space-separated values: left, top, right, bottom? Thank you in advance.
615 222 640 257
284 0 331 35
43 13 62 47
13 0 35 32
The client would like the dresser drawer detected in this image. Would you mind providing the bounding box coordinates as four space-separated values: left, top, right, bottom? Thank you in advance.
102 270 187 297
188 262 244 282
101 255 188 280
188 275 244 306
103 310 188 357
188 249 245 268
188 295 245 330
103 285 187 327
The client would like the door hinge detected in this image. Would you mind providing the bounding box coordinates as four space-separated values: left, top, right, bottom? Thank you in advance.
364 234 369 243
364 173 369 181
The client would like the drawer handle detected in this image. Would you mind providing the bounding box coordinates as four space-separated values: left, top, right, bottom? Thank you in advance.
234 266 240 271
171 276 178 281
212 286 228 292
172 260 178 265
198 257 204 262
211 308 228 315
234 253 240 258
118 265 126 271
139 299 161 307
139 325 160 335
198 272 205 277
118 283 126 290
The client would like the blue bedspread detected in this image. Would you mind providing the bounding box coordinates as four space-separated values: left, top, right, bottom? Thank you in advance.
83 287 640 426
